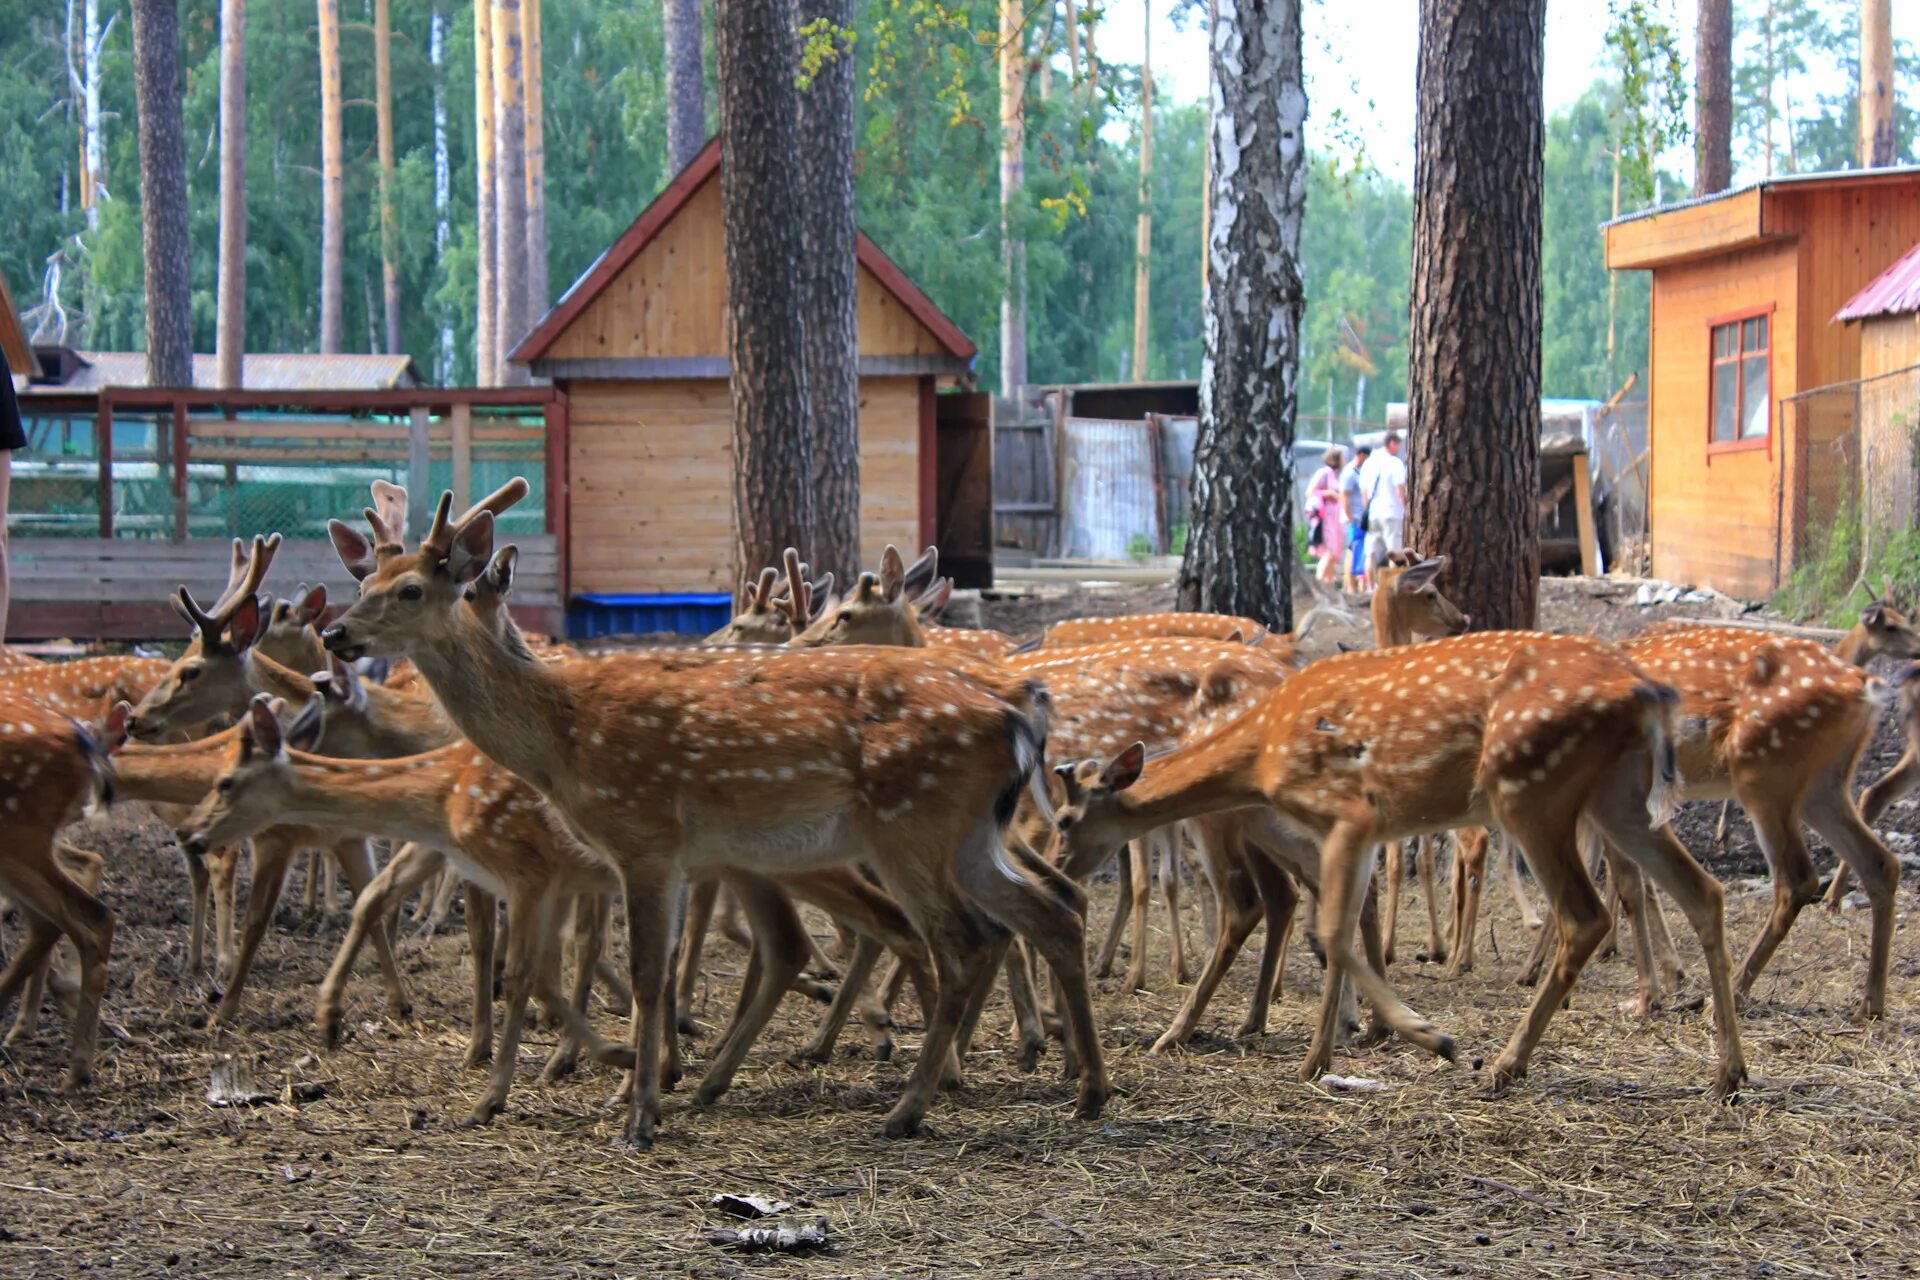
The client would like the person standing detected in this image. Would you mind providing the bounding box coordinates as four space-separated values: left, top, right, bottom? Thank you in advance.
1339 444 1370 592
1359 431 1409 574
0 347 25 641
1305 446 1346 585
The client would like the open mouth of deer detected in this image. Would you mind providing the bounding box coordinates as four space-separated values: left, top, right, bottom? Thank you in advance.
320 627 368 663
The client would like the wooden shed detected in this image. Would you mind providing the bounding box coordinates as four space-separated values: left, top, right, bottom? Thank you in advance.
1603 167 1920 598
508 138 982 605
1835 239 1920 378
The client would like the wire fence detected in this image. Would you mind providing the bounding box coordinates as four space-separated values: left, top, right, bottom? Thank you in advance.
1776 362 1920 622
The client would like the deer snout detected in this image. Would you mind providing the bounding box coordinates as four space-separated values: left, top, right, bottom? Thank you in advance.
1459 613 1473 633
179 831 209 859
320 624 366 660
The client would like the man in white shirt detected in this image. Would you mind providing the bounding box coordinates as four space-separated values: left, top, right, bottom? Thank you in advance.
1358 431 1409 572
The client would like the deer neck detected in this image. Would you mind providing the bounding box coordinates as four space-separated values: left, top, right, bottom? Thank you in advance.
276 751 462 848
245 649 320 702
401 608 576 795
113 738 231 806
1834 625 1873 667
1102 711 1269 844
1371 598 1414 649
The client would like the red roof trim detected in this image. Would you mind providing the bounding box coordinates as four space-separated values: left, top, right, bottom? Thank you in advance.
509 137 975 364
1834 240 1920 324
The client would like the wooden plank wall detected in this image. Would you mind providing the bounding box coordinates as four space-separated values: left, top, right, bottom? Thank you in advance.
565 377 921 594
1606 188 1765 269
1770 184 1920 393
1860 314 1920 381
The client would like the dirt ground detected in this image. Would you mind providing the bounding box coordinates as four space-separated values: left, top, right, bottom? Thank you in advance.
3 577 1919 1278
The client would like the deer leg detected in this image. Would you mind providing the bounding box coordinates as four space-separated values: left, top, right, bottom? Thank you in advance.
793 934 885 1066
1255 862 1301 1027
1152 844 1263 1051
1601 845 1663 1015
615 868 676 1149
1447 827 1487 976
1161 831 1192 984
1416 835 1446 964
1803 777 1901 1019
181 847 210 979
327 840 411 1021
208 845 239 981
1505 835 1544 933
463 891 557 1126
542 893 607 1081
0 849 115 1093
1731 791 1821 1008
321 849 341 922
416 865 462 939
994 940 1048 1072
209 833 300 1028
1713 798 1734 851
300 848 321 918
1380 841 1402 964
1093 851 1131 979
673 877 719 1031
694 875 810 1107
315 842 443 1052
1122 837 1153 992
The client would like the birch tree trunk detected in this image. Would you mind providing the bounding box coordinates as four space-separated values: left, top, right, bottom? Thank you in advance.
82 0 104 231
1175 0 1304 627
1406 0 1545 631
998 0 1028 399
432 5 454 384
1694 0 1732 195
521 0 548 318
716 0 816 583
317 0 344 353
1860 0 1894 168
474 0 497 384
492 0 528 378
375 0 401 353
1065 0 1079 81
215 0 246 388
663 0 705 174
1131 0 1153 380
131 0 193 387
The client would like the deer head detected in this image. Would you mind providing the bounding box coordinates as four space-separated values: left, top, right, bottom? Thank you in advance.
1852 577 1920 663
1371 554 1470 646
264 583 331 670
791 546 937 648
125 534 282 740
178 693 325 857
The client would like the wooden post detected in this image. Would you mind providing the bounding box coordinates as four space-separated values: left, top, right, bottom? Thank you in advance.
171 401 189 541
1571 448 1598 576
97 398 114 539
450 403 473 512
545 390 569 606
407 406 431 538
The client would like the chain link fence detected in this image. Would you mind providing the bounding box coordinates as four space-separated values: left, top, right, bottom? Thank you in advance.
1776 363 1920 622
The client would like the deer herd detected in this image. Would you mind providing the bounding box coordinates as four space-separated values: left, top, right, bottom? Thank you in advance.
1 479 1917 1149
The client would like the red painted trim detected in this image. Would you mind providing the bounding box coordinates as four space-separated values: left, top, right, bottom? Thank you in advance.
547 389 571 601
1704 302 1775 464
508 134 976 365
918 376 938 551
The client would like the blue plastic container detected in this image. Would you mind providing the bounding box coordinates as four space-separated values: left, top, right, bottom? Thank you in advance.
567 592 733 639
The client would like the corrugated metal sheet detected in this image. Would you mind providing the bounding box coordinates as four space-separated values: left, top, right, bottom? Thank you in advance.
1834 241 1920 323
1058 418 1161 559
50 351 420 392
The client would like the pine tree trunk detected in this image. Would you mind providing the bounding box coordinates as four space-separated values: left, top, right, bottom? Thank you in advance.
1131 0 1152 381
130 0 192 387
432 5 454 384
317 0 344 353
1860 0 1894 168
998 0 1028 399
1406 0 1545 631
374 0 401 354
492 0 528 379
215 0 246 388
473 0 497 384
1175 0 1304 628
663 0 705 174
521 0 548 318
794 0 860 582
1694 0 1732 195
716 0 816 583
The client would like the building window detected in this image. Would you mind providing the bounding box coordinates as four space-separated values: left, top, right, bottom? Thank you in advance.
1710 311 1771 447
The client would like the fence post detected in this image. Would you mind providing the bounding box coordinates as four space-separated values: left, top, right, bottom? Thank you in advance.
171 400 189 541
97 397 114 539
407 406 431 539
450 403 473 513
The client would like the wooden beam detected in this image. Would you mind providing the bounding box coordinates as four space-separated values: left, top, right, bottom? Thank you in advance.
1570 450 1599 576
407 406 430 537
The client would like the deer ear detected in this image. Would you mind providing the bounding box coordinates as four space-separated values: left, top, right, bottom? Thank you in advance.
912 578 953 618
329 519 378 580
1863 601 1888 629
324 656 368 710
902 545 939 596
1104 742 1147 791
285 694 326 753
103 702 131 752
484 545 518 598
245 694 285 759
1396 557 1447 593
446 511 495 584
227 594 269 653
879 547 907 602
296 583 328 624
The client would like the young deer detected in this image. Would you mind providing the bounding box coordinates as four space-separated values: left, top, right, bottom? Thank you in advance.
1034 612 1276 649
0 693 117 1092
1048 632 1751 1096
321 481 1106 1146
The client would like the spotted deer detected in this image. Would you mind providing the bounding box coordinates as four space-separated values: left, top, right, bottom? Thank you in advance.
1034 612 1276 649
320 481 1105 1146
0 693 117 1092
0 646 43 672
1048 632 1750 1096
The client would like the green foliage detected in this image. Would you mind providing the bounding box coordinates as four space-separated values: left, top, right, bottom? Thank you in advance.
1731 0 1920 175
1604 0 1690 204
1775 494 1865 625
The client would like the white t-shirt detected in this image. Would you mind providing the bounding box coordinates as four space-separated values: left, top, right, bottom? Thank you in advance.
1358 450 1408 521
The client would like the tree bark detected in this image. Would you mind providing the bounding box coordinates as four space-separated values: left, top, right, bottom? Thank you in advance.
130 0 192 387
521 0 548 318
716 0 816 583
794 0 861 582
374 0 401 354
1131 0 1153 381
998 0 1028 399
492 0 528 378
1406 0 1545 631
473 0 497 384
1694 0 1732 195
1860 0 1894 168
1065 0 1079 81
215 0 246 388
663 0 706 174
1175 0 1305 629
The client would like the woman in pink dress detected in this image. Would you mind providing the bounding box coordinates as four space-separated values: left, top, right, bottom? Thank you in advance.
1305 446 1346 585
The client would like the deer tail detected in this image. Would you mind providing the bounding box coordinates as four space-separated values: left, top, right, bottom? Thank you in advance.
1633 681 1682 829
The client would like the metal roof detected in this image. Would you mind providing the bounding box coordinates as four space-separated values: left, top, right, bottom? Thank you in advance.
1835 240 1920 323
38 351 420 393
1602 165 1920 231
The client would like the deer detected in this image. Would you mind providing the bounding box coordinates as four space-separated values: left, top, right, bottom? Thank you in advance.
0 646 42 672
1046 631 1751 1097
2 842 107 1050
319 479 1108 1146
1032 612 1277 649
0 654 174 721
0 692 117 1092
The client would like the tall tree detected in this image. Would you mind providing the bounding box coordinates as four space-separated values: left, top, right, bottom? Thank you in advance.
130 0 192 386
493 0 529 376
999 0 1028 398
474 0 497 383
375 0 401 353
664 0 705 173
522 0 549 318
214 0 246 387
1406 0 1546 631
1860 0 1893 167
716 0 816 581
80 0 106 233
432 5 454 383
795 1 861 583
1132 0 1153 380
1175 0 1305 628
1695 0 1732 193
317 0 344 353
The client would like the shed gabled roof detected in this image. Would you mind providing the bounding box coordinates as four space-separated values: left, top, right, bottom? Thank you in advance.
509 137 976 365
1835 240 1920 323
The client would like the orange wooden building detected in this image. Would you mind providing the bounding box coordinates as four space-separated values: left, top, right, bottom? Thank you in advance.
509 138 981 603
1604 168 1920 597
